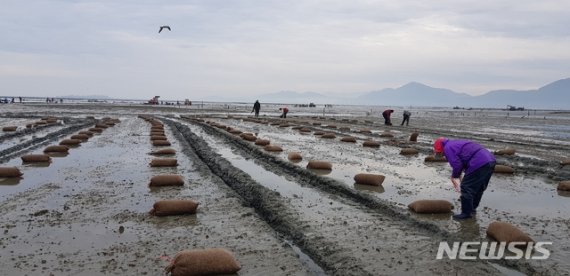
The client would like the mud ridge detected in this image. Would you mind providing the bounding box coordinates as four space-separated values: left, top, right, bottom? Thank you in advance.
0 119 93 163
165 119 373 275
186 118 548 275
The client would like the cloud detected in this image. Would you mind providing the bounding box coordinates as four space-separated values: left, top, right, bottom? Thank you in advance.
0 0 569 99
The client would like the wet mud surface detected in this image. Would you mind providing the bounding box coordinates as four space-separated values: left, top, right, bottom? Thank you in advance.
0 104 569 275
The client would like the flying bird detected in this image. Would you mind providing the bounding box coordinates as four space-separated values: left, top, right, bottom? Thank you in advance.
158 26 171 33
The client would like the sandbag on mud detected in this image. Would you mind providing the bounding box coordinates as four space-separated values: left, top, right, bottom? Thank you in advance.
291 126 303 130
320 133 336 139
254 139 270 146
408 200 453 214
424 155 447 162
359 129 372 134
354 173 385 186
560 159 570 166
340 136 356 143
150 135 168 141
288 152 302 161
306 160 332 170
327 125 337 129
150 148 176 155
21 154 51 163
150 199 199 216
34 121 47 125
88 127 104 133
0 167 23 177
153 140 172 146
150 158 178 167
486 221 534 245
409 132 419 142
362 140 380 148
279 124 290 127
264 145 283 152
339 127 350 131
494 148 516 156
95 123 109 129
60 139 82 146
400 148 419 155
312 122 321 126
78 131 94 137
299 128 312 133
229 129 242 135
494 165 514 174
151 130 165 135
70 134 90 141
165 248 241 276
149 175 184 187
2 126 17 132
313 131 325 136
379 132 394 138
557 181 570 191
44 145 69 153
241 135 257 142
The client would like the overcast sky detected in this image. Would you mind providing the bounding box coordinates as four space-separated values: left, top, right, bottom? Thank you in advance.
1 0 569 100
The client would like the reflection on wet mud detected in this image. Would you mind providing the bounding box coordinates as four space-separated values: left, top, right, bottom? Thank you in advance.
353 183 385 193
0 177 21 186
307 168 332 176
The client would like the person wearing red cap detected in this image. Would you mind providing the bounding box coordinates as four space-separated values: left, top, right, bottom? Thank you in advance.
279 107 289 118
433 137 496 220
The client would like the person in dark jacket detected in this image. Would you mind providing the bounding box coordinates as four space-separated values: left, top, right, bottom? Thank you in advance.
382 109 394 125
252 100 261 117
434 137 496 220
401 110 411 126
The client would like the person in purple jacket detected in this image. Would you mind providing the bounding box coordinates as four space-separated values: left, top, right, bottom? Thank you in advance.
433 137 496 220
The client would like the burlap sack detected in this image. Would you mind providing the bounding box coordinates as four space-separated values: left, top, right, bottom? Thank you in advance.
150 135 168 141
327 125 337 129
153 140 172 146
424 155 447 162
288 152 302 161
88 127 104 133
44 145 69 153
150 199 198 216
312 122 321 126
354 173 385 186
362 140 380 148
78 131 94 137
291 126 303 130
560 159 570 166
0 167 23 177
306 160 332 170
379 132 394 138
409 132 419 142
150 158 178 167
557 181 570 191
494 165 514 174
21 154 51 163
95 123 109 129
60 139 82 146
313 131 325 136
486 221 534 245
321 133 336 139
150 148 176 155
149 175 184 187
150 131 165 136
70 134 90 141
359 129 372 134
35 121 47 125
400 148 419 155
2 126 17 132
254 139 270 146
264 145 283 152
408 200 453 214
165 248 241 276
340 136 356 143
494 148 516 156
299 128 312 133
229 129 242 135
151 126 164 131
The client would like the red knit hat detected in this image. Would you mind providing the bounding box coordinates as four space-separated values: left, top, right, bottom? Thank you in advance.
433 137 446 153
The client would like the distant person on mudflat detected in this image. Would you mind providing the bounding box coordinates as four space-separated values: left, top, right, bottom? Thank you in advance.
433 137 496 220
382 109 394 125
252 100 261 117
279 107 289 118
401 110 411 126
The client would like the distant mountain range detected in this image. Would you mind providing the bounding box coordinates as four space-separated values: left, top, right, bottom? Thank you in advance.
258 78 570 109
